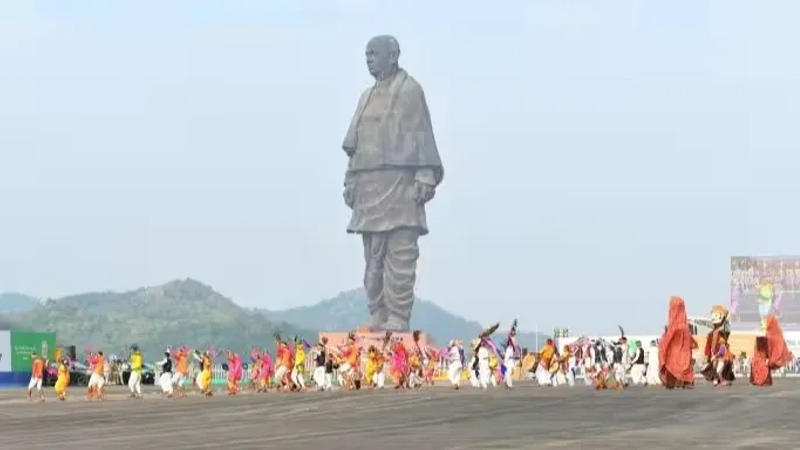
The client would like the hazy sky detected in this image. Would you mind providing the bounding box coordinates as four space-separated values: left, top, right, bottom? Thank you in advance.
2 1 799 335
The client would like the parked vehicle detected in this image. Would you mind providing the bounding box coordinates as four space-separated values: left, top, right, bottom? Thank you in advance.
120 362 156 385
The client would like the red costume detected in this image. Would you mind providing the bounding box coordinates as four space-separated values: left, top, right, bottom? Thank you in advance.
659 296 697 388
751 315 794 386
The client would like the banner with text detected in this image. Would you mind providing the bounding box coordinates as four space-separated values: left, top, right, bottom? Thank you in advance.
10 331 56 372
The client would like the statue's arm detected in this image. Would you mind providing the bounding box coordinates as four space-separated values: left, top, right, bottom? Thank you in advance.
414 168 436 204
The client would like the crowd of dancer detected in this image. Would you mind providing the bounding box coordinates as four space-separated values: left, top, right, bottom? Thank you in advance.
25 297 796 402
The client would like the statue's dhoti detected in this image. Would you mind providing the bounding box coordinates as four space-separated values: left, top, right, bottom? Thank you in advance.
362 228 419 329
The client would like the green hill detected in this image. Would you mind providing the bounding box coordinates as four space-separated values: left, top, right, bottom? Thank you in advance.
262 289 549 350
0 279 310 359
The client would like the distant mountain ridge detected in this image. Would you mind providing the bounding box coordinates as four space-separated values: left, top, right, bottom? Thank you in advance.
262 289 549 349
0 279 310 359
1 282 549 359
0 293 39 313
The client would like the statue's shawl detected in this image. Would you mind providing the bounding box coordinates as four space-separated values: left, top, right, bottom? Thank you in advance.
343 69 443 185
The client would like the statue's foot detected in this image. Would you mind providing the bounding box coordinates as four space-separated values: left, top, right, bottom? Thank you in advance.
365 311 388 331
383 315 409 332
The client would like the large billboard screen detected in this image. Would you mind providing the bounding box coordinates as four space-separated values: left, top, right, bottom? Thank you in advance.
10 331 56 372
731 256 800 330
0 331 10 372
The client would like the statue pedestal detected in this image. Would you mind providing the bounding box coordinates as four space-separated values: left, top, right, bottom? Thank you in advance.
318 330 431 350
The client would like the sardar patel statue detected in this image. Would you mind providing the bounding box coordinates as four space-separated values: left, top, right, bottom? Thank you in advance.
342 35 444 332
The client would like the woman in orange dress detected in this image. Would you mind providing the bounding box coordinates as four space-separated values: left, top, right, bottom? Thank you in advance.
659 296 698 389
751 315 794 386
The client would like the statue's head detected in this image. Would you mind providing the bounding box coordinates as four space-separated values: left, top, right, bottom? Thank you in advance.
366 35 400 79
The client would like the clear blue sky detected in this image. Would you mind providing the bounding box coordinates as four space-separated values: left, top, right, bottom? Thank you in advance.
1 1 799 335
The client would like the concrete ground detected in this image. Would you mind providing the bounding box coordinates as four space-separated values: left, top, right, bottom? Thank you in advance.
1 380 798 449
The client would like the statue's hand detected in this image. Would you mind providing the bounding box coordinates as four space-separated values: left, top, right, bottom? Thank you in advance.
343 183 356 208
414 181 436 204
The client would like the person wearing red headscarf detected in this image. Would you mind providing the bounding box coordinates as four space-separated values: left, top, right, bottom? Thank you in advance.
659 296 698 389
751 315 794 386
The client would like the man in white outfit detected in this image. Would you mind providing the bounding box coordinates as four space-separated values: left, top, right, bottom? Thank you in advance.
503 338 519 389
630 340 647 385
447 340 462 389
646 340 662 386
614 338 629 387
478 342 491 389
312 340 328 391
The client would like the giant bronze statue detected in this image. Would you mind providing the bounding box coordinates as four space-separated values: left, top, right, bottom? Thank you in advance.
342 35 444 331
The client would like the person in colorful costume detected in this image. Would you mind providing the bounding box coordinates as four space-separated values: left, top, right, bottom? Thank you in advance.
391 339 408 389
249 350 261 392
659 296 697 389
27 352 46 402
225 350 243 395
751 315 794 386
275 337 293 391
364 345 379 389
193 350 213 396
536 339 556 386
54 358 70 401
557 346 575 386
128 345 143 399
172 346 190 397
259 350 274 391
290 339 307 392
701 305 734 386
87 351 106 400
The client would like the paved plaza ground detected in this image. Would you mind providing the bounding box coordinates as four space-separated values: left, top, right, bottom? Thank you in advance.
1 380 798 449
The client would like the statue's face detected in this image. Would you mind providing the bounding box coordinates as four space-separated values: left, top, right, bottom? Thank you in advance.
366 39 395 78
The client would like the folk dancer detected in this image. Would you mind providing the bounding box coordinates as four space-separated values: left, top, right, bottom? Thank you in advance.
751 315 794 386
536 339 556 386
312 338 329 391
290 339 307 392
225 350 243 395
172 347 190 397
156 350 174 397
645 340 661 386
128 345 143 399
447 340 463 389
259 350 274 391
477 339 491 389
27 351 46 402
702 305 732 386
629 340 646 385
54 358 70 401
503 321 520 388
193 350 213 396
391 339 409 389
659 296 698 389
275 337 293 391
613 335 629 387
87 351 106 400
249 350 262 392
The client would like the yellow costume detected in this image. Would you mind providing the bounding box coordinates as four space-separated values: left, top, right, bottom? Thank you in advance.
200 354 212 393
294 344 306 376
55 362 70 400
364 349 378 385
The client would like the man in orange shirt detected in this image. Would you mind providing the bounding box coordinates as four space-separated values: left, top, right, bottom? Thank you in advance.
87 351 106 400
27 352 46 402
172 347 190 397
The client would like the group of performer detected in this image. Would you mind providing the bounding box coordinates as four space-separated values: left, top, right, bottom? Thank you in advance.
26 296 796 402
